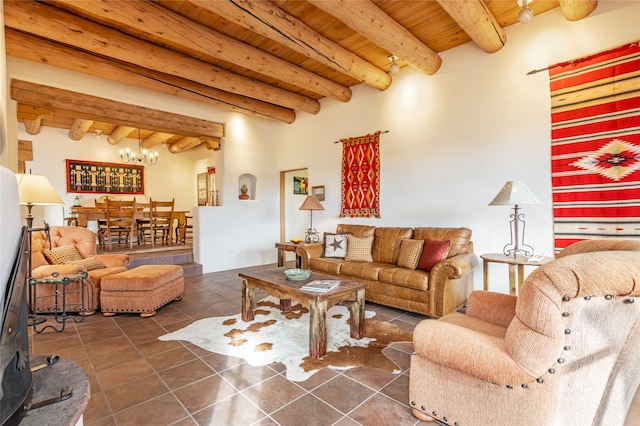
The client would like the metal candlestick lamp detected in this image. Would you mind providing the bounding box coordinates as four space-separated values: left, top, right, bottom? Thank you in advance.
489 180 541 258
299 195 325 243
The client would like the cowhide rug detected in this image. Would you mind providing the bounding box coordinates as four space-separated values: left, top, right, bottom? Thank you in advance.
158 296 413 382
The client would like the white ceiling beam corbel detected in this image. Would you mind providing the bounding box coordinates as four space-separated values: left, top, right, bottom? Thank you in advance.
193 0 391 91
307 0 442 75
558 0 598 21
435 0 506 54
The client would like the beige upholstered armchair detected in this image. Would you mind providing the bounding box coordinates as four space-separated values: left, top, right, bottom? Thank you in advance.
31 226 130 314
409 239 640 425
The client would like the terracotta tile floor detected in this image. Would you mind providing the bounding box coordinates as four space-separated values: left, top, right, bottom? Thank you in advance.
29 263 640 426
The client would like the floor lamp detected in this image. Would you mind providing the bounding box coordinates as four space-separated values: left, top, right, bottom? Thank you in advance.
489 180 541 259
299 195 325 243
16 173 64 325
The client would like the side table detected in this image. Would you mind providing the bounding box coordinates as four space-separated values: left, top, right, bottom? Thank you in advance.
480 253 553 296
29 271 89 333
274 242 305 267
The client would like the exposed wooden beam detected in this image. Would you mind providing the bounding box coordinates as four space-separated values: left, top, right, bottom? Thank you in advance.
52 0 352 102
141 132 174 149
16 104 53 135
5 29 297 124
435 0 506 53
193 0 391 91
107 126 136 145
199 137 222 151
4 1 320 115
11 80 225 139
307 0 442 75
68 118 94 140
558 0 598 21
169 137 202 153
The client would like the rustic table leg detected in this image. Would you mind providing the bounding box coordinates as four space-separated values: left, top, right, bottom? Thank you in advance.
277 248 284 267
508 264 518 296
348 288 366 339
280 299 291 312
482 259 489 291
241 279 255 321
309 298 328 359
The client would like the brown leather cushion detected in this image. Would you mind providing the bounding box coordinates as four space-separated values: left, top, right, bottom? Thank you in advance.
413 227 471 257
372 227 413 263
336 224 376 238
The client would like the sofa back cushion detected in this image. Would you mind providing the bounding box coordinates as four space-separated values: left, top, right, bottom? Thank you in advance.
336 224 375 238
372 227 413 264
413 227 472 258
32 226 99 269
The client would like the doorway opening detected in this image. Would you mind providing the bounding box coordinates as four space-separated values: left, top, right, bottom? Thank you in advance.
279 168 308 256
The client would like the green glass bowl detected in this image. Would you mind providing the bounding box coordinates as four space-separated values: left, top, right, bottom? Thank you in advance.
283 268 311 281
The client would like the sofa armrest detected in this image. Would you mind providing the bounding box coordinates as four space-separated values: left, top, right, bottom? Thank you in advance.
465 290 517 328
430 252 478 281
296 243 323 269
31 264 86 280
95 254 131 268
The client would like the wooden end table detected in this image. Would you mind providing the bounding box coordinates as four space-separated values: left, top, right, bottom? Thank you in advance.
239 267 367 359
481 253 553 296
274 241 305 267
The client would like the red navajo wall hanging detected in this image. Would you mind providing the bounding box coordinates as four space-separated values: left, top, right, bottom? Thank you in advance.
66 159 144 194
549 41 640 251
340 130 381 218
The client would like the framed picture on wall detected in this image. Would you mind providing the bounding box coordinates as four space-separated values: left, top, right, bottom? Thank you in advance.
312 185 325 201
197 172 208 205
293 176 308 194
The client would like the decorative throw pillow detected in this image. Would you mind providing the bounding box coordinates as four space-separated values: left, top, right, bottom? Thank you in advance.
345 235 374 262
417 238 451 272
67 257 105 271
42 245 83 265
397 239 424 270
323 233 349 258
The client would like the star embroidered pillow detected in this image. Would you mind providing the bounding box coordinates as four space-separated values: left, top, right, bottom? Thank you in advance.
323 233 349 258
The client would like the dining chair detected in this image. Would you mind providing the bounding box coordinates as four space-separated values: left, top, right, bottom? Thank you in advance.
104 198 137 250
135 202 151 245
149 198 174 246
94 200 108 249
175 214 193 245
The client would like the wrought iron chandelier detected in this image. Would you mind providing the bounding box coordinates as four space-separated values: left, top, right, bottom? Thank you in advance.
120 128 158 166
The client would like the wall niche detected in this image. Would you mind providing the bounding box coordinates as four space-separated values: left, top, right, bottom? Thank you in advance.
238 173 256 200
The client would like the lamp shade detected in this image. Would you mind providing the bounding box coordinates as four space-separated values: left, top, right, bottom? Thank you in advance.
299 195 325 211
15 174 64 206
489 181 541 206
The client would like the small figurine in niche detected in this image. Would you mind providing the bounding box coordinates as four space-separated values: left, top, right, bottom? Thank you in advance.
239 184 249 200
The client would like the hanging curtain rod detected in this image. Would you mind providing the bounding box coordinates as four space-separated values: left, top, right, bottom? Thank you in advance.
333 130 389 144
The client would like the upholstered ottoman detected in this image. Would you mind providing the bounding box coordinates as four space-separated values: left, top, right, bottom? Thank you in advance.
100 265 184 317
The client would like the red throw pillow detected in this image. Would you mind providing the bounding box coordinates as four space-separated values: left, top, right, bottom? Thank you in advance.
417 238 451 271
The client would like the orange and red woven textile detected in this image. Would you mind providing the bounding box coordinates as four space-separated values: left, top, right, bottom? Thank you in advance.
340 131 381 218
549 41 640 252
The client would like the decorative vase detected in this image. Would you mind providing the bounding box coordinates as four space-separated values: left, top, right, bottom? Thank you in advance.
239 184 249 200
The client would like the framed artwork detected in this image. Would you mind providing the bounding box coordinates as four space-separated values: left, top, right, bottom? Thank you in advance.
293 176 308 194
66 159 144 194
312 185 325 201
197 172 208 205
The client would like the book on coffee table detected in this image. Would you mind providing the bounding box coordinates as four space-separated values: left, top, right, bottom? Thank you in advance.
301 280 340 292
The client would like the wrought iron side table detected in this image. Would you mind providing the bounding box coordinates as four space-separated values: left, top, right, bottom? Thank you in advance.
29 271 89 333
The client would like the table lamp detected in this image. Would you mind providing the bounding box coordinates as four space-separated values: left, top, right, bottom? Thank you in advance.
299 195 324 243
16 173 64 228
489 180 541 258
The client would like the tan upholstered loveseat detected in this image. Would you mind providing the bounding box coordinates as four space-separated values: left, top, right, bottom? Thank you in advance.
297 224 478 318
409 239 640 425
31 226 130 314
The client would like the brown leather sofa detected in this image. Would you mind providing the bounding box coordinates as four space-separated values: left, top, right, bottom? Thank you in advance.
30 226 130 314
409 239 640 425
297 224 478 318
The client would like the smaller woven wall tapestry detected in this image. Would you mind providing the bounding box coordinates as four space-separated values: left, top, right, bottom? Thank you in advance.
549 41 640 251
66 159 144 194
340 130 381 218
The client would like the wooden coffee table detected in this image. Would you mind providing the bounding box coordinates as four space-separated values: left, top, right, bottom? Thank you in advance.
239 267 367 359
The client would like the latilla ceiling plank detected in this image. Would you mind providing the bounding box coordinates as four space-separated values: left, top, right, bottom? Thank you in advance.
307 0 443 75
435 0 506 54
193 0 392 91
68 118 94 141
53 0 352 102
11 80 225 139
5 29 297 124
107 126 136 145
4 1 320 115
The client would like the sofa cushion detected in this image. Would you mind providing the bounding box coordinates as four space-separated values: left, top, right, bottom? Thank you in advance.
323 232 349 258
69 257 105 271
309 257 344 275
336 224 376 238
372 227 413 264
345 235 374 262
339 261 386 281
397 239 424 270
418 238 451 271
413 227 472 258
43 245 83 264
378 267 430 291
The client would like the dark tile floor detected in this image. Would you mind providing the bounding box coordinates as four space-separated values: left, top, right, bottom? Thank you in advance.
29 262 640 426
